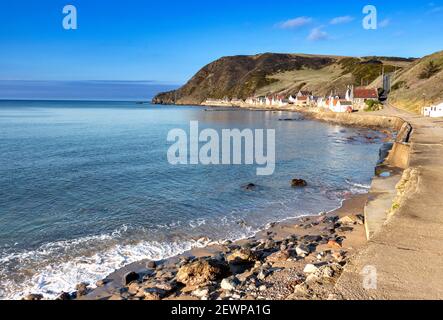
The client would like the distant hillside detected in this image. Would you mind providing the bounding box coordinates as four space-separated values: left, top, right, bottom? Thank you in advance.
389 50 443 113
153 53 414 105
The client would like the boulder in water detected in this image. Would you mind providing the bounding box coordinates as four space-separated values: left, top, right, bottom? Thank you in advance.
242 183 257 191
291 179 308 188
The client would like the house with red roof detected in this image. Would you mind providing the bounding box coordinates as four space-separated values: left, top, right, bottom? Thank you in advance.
346 85 379 109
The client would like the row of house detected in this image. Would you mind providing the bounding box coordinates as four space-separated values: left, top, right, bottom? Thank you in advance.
204 86 379 113
321 86 379 112
245 90 315 107
245 86 379 113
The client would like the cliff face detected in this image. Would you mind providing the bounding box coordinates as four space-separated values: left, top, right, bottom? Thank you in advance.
152 53 414 105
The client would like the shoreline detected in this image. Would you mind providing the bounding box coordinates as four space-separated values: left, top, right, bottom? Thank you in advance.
48 104 408 301
75 192 370 301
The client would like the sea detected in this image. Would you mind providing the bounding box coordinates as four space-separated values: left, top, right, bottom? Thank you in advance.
0 100 385 299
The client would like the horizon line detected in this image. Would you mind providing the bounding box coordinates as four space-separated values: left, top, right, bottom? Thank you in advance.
0 79 183 84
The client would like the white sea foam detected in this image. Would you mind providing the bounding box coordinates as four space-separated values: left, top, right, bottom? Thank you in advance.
188 218 207 228
345 179 371 191
0 218 264 300
0 229 214 300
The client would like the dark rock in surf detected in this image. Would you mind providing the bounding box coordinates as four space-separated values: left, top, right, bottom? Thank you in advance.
279 118 300 121
291 179 308 188
242 183 257 191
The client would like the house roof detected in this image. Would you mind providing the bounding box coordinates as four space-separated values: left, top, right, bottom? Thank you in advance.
354 87 378 99
297 96 308 101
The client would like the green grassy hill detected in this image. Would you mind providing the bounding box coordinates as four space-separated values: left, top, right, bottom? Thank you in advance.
389 50 443 113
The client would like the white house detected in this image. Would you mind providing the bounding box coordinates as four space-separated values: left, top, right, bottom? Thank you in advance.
316 97 326 108
263 95 288 107
246 96 267 106
327 96 353 113
423 102 443 118
274 95 288 107
272 96 279 106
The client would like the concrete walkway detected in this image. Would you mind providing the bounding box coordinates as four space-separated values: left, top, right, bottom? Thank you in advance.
336 105 443 299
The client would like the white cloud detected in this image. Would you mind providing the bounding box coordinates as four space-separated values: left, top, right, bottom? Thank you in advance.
277 17 312 29
379 18 391 28
429 6 443 13
428 2 443 13
330 16 354 25
307 27 329 41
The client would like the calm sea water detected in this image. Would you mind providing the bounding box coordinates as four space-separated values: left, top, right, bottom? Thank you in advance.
0 100 384 299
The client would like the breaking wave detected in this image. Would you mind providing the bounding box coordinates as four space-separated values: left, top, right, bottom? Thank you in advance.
0 227 214 300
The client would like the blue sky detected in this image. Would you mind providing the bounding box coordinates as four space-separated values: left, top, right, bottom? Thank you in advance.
1 0 442 83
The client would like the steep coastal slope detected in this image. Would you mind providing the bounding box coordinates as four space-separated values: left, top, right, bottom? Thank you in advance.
389 50 443 113
153 53 412 105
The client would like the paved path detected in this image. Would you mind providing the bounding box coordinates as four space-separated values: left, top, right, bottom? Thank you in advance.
336 105 443 299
